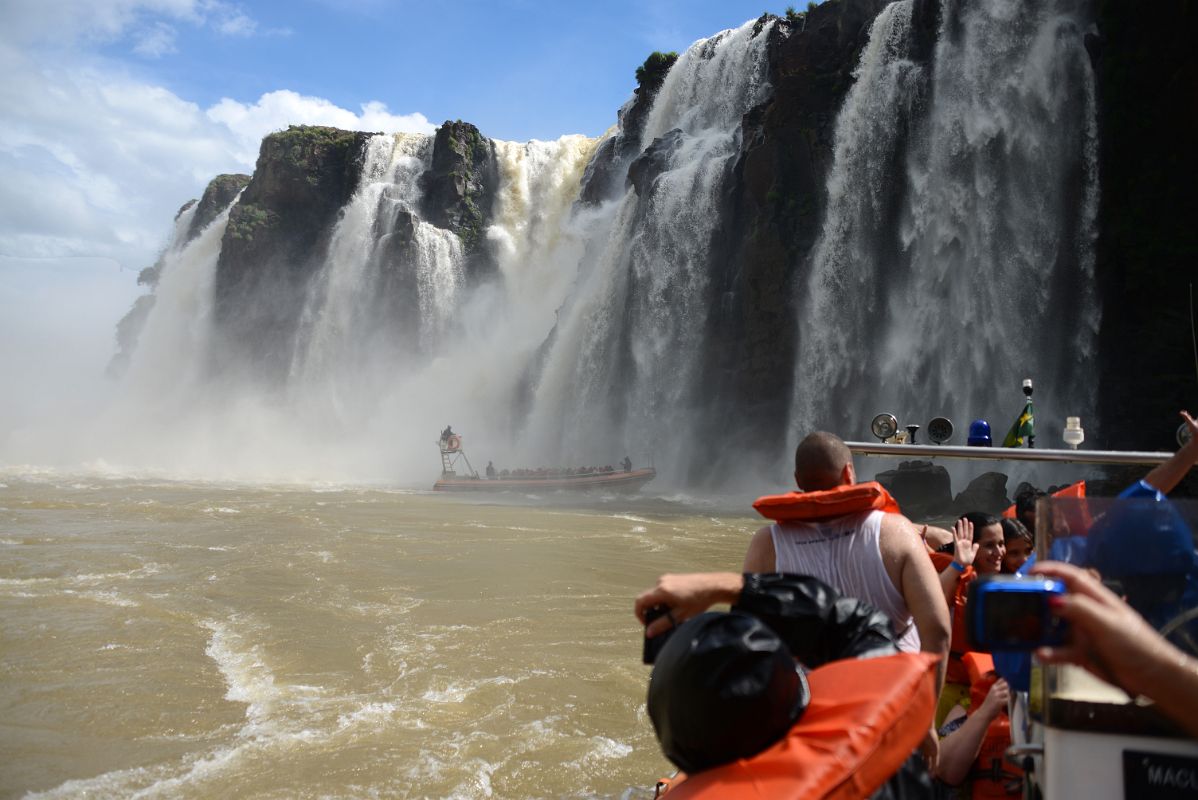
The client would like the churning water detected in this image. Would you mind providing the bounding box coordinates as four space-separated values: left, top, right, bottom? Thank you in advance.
0 475 757 799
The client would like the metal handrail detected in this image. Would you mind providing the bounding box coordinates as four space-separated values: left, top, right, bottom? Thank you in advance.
845 441 1173 466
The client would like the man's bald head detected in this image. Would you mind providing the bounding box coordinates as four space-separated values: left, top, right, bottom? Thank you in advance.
794 432 855 491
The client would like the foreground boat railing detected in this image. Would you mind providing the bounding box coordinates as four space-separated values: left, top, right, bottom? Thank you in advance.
845 441 1172 466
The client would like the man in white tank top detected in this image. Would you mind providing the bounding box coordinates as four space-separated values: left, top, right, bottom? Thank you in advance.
744 432 949 694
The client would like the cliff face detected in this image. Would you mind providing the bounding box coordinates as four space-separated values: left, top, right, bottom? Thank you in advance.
1091 0 1198 450
207 122 508 381
578 51 677 205
693 0 893 477
188 174 252 242
420 122 496 252
211 126 375 380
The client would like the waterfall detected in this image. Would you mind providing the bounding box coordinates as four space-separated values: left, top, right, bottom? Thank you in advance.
117 203 225 417
287 133 464 425
525 19 775 472
93 4 1103 485
794 0 1099 445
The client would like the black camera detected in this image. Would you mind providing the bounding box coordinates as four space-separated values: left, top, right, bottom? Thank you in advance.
966 575 1069 651
643 605 676 664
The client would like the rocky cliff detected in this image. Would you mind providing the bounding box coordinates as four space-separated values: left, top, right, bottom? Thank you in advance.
1091 0 1198 451
696 0 895 477
211 126 374 380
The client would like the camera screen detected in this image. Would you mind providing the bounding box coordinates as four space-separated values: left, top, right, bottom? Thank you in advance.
983 592 1046 645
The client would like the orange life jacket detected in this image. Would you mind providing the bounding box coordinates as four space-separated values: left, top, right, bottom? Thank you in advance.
658 652 940 800
929 552 977 687
753 481 902 524
961 652 1022 799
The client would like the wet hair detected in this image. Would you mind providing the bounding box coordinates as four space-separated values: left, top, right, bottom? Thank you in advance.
1000 517 1033 546
794 432 852 491
959 511 1001 530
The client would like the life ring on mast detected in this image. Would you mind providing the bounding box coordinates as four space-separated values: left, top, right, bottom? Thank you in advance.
446 434 462 452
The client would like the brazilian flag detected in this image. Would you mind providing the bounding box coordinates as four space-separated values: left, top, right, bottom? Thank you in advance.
1003 401 1035 447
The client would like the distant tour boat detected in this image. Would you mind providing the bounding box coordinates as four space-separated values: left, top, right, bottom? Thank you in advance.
432 429 656 493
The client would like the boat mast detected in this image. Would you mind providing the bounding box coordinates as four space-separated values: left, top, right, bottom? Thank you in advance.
438 432 478 479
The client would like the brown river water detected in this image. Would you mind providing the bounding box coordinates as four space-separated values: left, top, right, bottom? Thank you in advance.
0 474 758 799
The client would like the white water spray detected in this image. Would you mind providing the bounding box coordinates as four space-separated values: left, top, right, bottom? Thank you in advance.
794 0 1099 445
527 19 775 474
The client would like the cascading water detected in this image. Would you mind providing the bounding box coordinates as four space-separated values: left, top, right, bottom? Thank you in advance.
287 133 464 426
525 19 775 474
793 0 1099 446
89 4 1103 486
96 125 604 481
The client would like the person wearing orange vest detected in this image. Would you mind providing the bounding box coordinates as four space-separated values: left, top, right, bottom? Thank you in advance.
636 572 940 799
743 432 949 685
933 513 1006 725
934 652 1021 798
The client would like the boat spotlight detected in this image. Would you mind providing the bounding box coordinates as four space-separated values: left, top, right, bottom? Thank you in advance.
927 417 953 445
871 413 898 443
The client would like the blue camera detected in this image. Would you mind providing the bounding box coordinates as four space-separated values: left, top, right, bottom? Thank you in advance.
966 575 1068 651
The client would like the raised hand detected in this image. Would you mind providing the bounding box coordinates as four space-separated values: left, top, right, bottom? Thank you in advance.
952 517 979 567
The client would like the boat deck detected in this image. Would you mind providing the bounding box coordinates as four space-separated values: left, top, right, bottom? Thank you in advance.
433 468 656 492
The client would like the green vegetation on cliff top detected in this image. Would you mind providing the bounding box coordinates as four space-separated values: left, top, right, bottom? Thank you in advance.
636 51 678 91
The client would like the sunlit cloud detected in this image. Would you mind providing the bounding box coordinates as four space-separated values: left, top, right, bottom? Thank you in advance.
210 4 258 37
2 0 266 50
208 90 435 165
132 21 179 57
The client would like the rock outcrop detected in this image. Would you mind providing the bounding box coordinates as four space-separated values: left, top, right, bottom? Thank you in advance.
187 173 251 242
1091 1 1198 452
578 51 679 204
419 120 500 279
694 0 893 479
212 126 375 380
876 460 954 521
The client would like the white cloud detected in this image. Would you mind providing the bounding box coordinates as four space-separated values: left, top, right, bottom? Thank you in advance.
2 0 262 50
214 10 256 37
132 21 179 57
208 90 436 166
0 44 434 271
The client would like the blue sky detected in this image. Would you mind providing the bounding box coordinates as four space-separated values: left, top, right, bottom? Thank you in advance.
107 0 783 142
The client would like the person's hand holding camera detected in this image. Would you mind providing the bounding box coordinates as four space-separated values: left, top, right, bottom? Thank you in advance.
635 572 743 638
1031 561 1175 695
1031 560 1198 737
